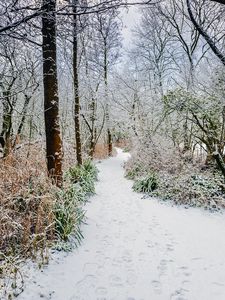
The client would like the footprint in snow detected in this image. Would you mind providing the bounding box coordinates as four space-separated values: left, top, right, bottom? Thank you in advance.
95 286 108 296
170 287 189 300
76 274 97 290
179 266 188 271
166 243 174 251
122 251 133 263
151 280 162 294
126 271 138 285
157 260 168 275
146 240 154 248
109 274 123 287
184 271 191 277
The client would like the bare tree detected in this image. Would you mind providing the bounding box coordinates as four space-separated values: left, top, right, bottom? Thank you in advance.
91 7 122 156
186 0 225 66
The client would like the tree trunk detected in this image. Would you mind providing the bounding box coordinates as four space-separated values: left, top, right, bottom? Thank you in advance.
1 91 13 157
107 126 113 156
13 94 31 147
213 151 225 179
42 0 63 186
73 0 82 165
89 97 96 158
183 116 190 153
104 41 112 156
89 137 95 159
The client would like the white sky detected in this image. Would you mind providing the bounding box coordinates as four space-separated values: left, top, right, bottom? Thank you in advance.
121 6 141 49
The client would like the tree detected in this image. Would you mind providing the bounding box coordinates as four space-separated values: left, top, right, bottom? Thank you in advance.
72 0 83 165
133 7 175 97
42 0 63 186
164 83 225 177
91 8 122 156
211 0 225 4
186 0 225 66
157 0 219 152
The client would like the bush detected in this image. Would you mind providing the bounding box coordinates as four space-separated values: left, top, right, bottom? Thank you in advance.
0 148 98 298
0 147 55 299
82 159 98 181
66 160 98 195
125 162 143 180
54 186 85 243
151 172 225 210
133 172 158 193
125 139 225 210
54 160 98 243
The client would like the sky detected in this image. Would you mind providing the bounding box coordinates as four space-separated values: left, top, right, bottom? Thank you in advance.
121 6 141 48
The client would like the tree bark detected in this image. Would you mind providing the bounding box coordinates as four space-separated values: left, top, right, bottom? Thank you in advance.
13 94 31 147
73 0 83 165
1 91 13 157
104 41 112 156
213 148 225 179
89 97 96 158
42 0 63 186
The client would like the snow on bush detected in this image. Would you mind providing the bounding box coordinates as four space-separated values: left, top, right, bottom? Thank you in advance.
0 145 98 299
125 136 225 211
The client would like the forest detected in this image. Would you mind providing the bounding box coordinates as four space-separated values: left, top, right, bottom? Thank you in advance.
1 0 225 299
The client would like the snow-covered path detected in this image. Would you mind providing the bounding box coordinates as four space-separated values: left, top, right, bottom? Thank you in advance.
18 148 225 300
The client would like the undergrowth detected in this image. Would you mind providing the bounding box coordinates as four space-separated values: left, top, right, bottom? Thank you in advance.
125 140 225 211
0 146 98 299
55 160 98 244
66 160 98 195
133 172 158 193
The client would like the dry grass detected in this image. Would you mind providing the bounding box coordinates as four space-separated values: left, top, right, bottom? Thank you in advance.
0 146 55 258
93 143 116 159
114 139 130 150
0 142 99 299
0 144 57 298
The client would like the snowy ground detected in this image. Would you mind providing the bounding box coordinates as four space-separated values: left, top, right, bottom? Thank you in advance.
17 148 225 300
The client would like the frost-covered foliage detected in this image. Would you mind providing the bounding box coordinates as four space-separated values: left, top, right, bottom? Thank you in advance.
126 136 184 174
0 146 98 299
65 160 98 195
125 137 225 211
0 146 54 298
133 172 158 193
152 172 225 210
54 160 98 243
54 186 85 244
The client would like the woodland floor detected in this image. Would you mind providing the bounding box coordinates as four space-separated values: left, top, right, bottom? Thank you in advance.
17 148 225 300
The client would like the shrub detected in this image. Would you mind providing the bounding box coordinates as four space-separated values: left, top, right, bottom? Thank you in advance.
0 147 98 298
133 172 158 193
54 186 85 243
142 170 225 211
66 160 98 195
125 137 225 210
54 160 98 243
125 163 142 180
82 159 98 181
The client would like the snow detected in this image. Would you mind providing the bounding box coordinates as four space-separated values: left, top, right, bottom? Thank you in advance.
17 148 225 300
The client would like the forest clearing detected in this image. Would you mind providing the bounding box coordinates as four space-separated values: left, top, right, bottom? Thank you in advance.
1 0 225 299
